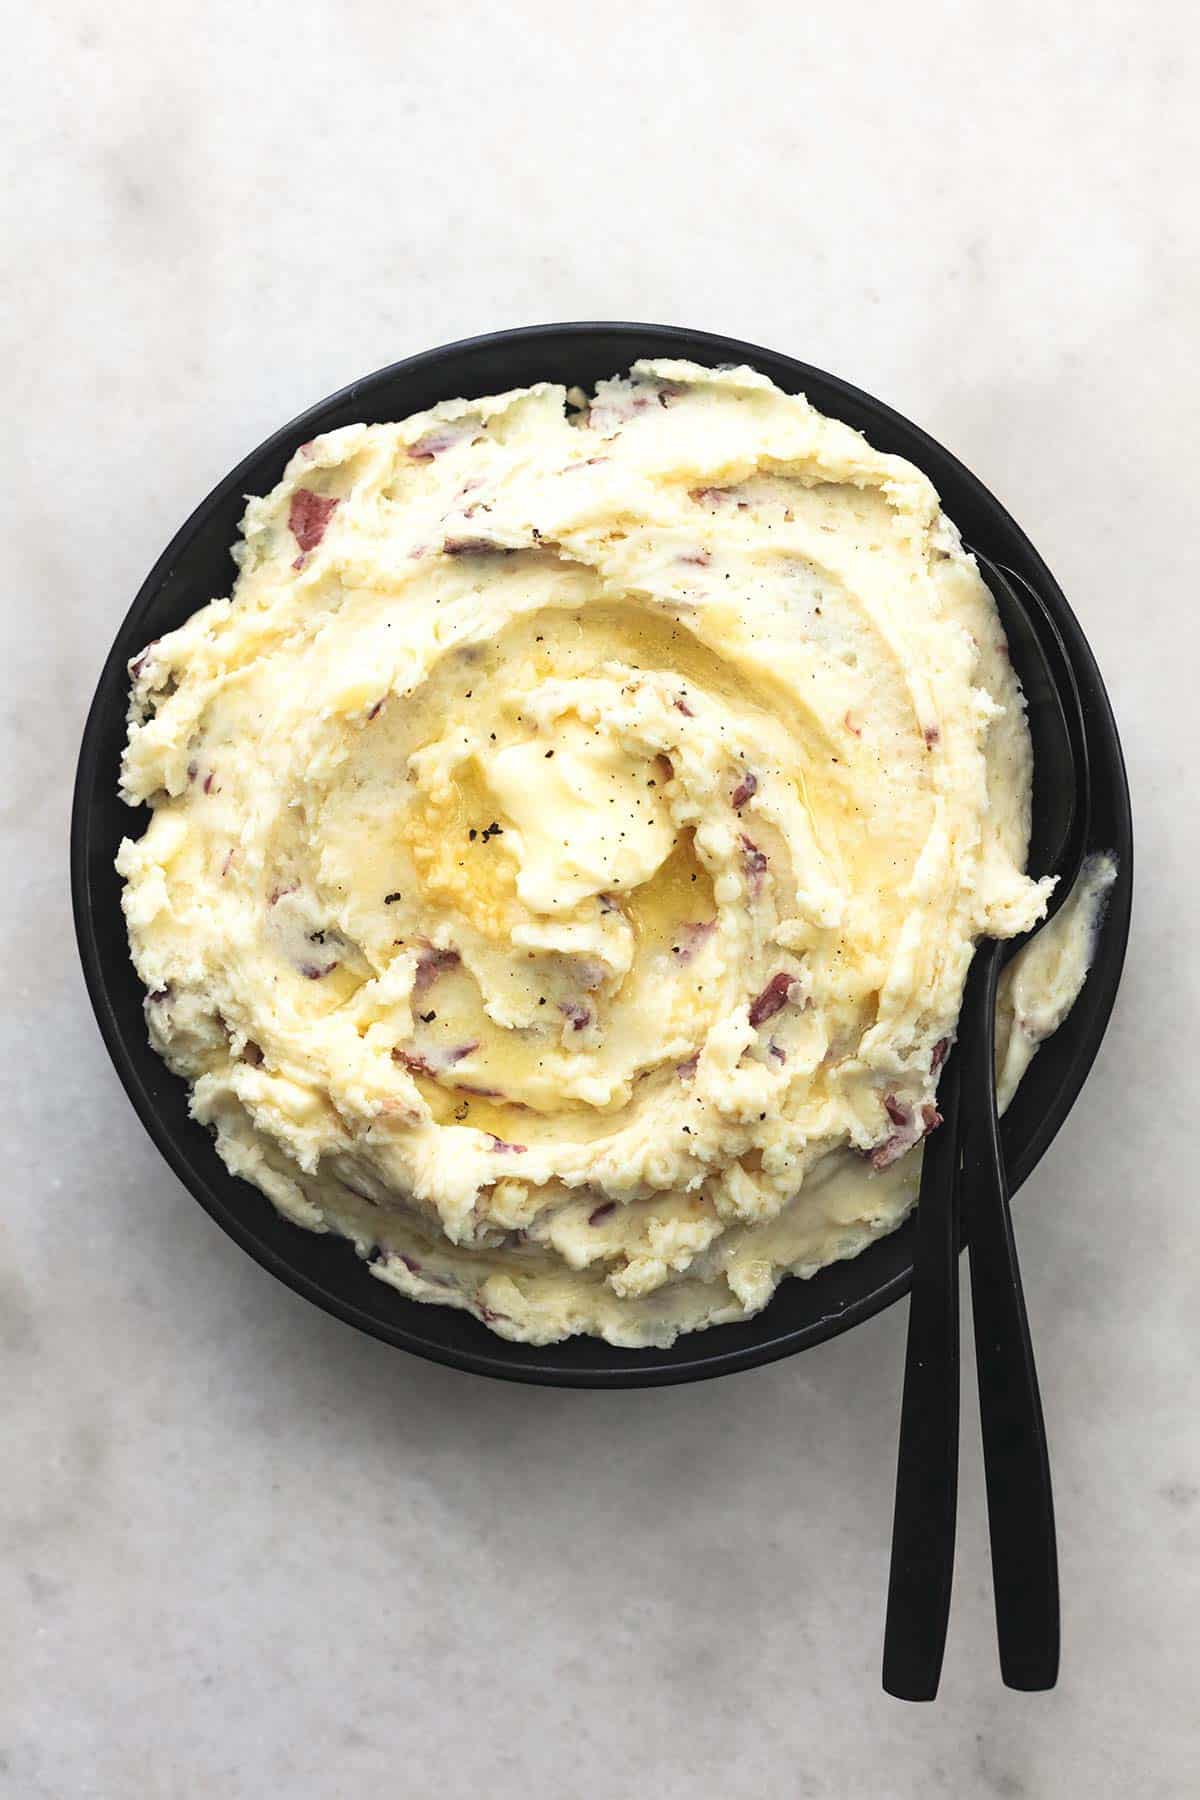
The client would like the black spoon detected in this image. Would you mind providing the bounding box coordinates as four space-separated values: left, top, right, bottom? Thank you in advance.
883 557 1090 1701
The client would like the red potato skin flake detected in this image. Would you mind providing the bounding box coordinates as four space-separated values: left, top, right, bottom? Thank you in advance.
442 535 512 557
731 770 758 810
588 1201 617 1226
931 1036 951 1073
868 1099 943 1170
408 424 472 461
558 999 591 1030
653 753 675 784
740 836 769 889
399 1252 422 1273
748 971 798 1029
670 919 716 963
674 695 695 717
676 1052 699 1079
413 945 461 993
488 1136 527 1155
924 725 941 749
288 489 339 553
129 641 158 679
868 1134 909 1171
299 960 337 980
393 1048 437 1077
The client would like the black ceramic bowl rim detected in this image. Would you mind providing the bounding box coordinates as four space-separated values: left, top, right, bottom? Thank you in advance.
71 322 1133 1388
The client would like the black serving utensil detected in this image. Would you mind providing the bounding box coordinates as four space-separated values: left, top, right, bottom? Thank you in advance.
960 557 1089 1691
884 556 1089 1700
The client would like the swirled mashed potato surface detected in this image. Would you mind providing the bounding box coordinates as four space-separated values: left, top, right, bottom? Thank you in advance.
117 362 1108 1346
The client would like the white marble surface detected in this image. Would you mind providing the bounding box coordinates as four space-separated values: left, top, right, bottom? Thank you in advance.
3 4 1197 1794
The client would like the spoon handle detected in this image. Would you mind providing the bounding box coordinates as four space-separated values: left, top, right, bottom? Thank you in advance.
960 943 1060 1691
882 1039 964 1701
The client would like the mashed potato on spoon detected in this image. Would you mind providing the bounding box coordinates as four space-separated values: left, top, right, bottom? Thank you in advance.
117 361 1110 1346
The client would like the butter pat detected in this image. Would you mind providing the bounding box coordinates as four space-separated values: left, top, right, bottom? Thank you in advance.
485 723 676 911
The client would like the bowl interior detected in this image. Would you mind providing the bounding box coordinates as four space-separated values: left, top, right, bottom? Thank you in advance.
72 323 1132 1386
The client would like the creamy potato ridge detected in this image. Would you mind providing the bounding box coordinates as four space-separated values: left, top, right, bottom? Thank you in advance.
117 361 1109 1347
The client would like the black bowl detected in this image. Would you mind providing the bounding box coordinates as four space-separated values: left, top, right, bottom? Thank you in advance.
71 323 1133 1387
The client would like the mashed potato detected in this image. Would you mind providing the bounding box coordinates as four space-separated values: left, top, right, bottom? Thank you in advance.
117 361 1111 1346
